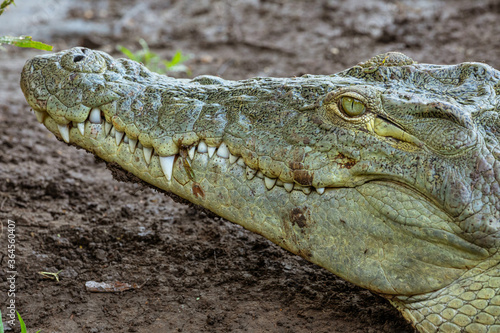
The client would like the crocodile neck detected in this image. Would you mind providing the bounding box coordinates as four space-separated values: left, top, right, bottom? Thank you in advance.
388 256 500 332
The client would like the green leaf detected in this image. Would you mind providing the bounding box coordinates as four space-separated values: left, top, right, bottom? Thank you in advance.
119 39 191 75
0 36 52 51
0 310 4 333
164 50 190 70
16 311 27 333
116 45 137 61
0 0 15 16
170 50 183 66
138 38 150 54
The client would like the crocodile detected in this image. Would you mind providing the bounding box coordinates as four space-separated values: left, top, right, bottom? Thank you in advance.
20 47 500 333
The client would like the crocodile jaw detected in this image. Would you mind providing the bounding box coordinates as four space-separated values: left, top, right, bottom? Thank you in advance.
22 47 488 295
20 47 500 332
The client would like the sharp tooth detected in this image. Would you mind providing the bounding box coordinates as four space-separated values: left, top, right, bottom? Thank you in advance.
160 155 175 181
77 122 85 135
89 108 101 124
246 167 256 180
57 124 70 143
208 146 216 157
236 157 246 167
216 143 230 158
123 135 129 144
104 122 112 136
316 187 325 195
265 177 276 190
284 183 294 192
115 131 124 145
143 147 153 164
256 171 264 179
34 110 45 123
198 140 208 153
302 187 311 194
110 127 116 137
129 138 138 153
229 154 238 164
188 146 196 160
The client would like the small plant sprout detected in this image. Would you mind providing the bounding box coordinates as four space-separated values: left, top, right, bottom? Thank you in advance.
38 270 62 282
117 38 191 75
0 311 41 333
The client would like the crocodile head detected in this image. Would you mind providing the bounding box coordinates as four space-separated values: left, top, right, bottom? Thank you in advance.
21 47 500 332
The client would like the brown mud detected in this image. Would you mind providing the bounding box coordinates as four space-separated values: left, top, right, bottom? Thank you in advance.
1 0 500 332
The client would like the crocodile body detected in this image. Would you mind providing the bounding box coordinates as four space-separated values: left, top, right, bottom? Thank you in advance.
20 48 500 333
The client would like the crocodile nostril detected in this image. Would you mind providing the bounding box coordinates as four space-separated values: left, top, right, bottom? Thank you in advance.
81 48 88 54
73 55 85 63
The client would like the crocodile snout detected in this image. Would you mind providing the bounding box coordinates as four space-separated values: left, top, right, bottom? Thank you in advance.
60 47 108 74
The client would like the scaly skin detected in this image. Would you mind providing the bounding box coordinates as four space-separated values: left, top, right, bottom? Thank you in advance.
20 47 500 332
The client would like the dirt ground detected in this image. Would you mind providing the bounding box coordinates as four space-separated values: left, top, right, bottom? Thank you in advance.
1 0 500 332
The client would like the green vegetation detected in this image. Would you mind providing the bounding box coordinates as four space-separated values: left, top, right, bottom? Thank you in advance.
0 35 52 50
38 270 62 282
117 38 190 75
0 0 53 50
0 310 41 333
0 0 14 15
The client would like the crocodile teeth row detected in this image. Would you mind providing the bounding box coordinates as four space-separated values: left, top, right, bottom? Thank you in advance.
52 108 326 195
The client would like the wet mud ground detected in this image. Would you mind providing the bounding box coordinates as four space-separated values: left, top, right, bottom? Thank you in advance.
1 0 500 332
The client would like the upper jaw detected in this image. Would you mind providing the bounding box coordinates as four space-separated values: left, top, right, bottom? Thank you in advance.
20 49 120 127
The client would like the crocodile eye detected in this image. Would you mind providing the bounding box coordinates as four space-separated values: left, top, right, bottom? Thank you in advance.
340 96 366 117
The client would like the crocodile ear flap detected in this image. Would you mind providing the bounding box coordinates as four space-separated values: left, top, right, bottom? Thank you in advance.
411 101 476 131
